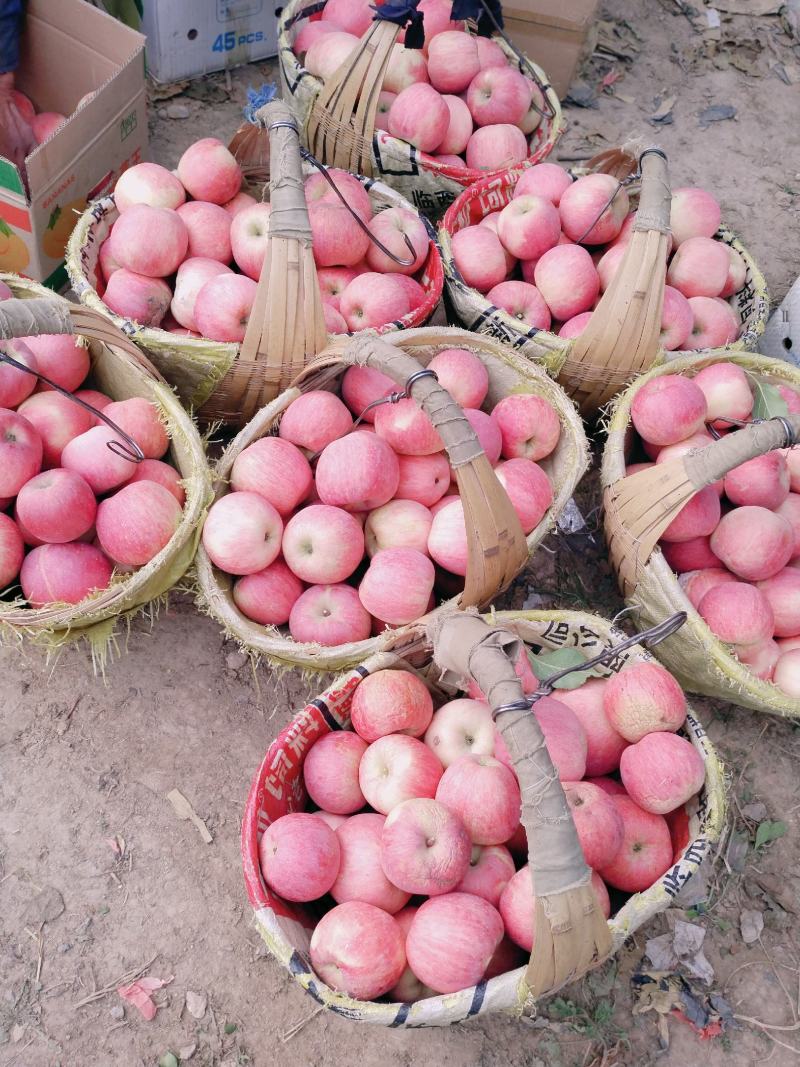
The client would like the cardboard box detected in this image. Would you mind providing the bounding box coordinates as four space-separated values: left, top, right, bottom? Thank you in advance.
0 0 147 289
502 0 598 98
92 0 279 84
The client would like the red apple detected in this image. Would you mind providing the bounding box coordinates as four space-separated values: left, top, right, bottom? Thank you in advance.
425 698 496 767
0 409 43 496
20 542 113 606
620 733 705 815
556 678 628 775
96 481 182 566
491 394 561 461
406 892 503 993
0 340 38 408
359 733 443 814
630 374 707 447
380 797 472 894
453 843 515 906
283 504 364 583
394 452 451 507
304 731 367 814
563 781 625 869
233 558 304 626
310 901 406 1000
351 669 434 741
0 512 24 588
176 137 243 205
114 161 186 212
259 812 341 901
17 392 94 468
103 269 172 327
288 583 372 645
316 432 400 511
710 506 794 581
435 754 520 845
202 491 283 575
598 795 673 893
331 812 411 913
109 204 188 278
194 273 258 343
15 468 96 544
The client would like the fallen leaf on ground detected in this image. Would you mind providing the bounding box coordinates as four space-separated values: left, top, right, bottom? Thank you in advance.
186 990 207 1019
740 908 764 944
167 789 213 844
118 975 174 1021
24 885 65 926
698 104 736 126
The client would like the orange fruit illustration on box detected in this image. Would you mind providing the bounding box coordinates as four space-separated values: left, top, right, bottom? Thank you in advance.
0 219 30 272
42 197 87 260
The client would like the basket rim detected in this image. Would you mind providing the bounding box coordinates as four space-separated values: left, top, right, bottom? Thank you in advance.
438 165 769 360
240 607 726 1025
602 348 800 718
277 0 565 189
195 326 590 672
0 274 212 637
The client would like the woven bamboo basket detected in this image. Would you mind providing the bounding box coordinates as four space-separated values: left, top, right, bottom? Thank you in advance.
277 0 564 220
195 326 589 672
602 350 800 718
440 153 769 416
241 608 725 1026
0 277 212 660
66 101 443 427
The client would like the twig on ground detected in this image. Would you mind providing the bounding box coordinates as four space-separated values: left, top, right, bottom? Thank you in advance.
73 954 157 1009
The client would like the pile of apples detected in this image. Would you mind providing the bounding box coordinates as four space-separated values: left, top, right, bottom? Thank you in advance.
11 87 95 146
449 165 747 350
294 0 546 174
626 364 800 698
96 143 433 341
201 349 559 645
258 654 704 1002
0 293 185 607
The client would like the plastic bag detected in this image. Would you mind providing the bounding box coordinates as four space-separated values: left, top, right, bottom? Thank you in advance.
0 73 34 172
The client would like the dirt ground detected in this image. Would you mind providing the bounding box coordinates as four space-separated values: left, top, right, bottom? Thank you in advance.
2 1 800 1065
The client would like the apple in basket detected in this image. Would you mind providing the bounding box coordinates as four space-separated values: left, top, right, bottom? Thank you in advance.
100 146 434 341
626 367 800 697
203 347 565 645
450 165 749 351
0 322 189 608
254 640 707 1002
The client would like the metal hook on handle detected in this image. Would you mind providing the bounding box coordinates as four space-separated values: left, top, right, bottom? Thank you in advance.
571 168 641 246
494 611 688 715
298 146 419 267
306 368 439 461
707 414 798 449
0 350 145 464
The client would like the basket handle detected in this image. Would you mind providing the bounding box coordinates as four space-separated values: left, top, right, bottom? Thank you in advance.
235 99 328 420
0 296 165 383
342 333 529 606
683 414 800 488
563 149 672 414
431 611 612 998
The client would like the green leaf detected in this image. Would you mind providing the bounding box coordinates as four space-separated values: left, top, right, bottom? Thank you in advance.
755 820 787 848
750 379 790 421
528 646 596 690
224 1022 237 1035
